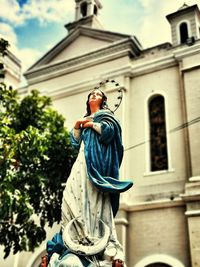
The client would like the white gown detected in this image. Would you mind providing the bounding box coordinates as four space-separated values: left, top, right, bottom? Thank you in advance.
48 128 125 267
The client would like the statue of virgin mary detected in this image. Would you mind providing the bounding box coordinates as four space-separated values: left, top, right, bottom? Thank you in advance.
46 89 133 267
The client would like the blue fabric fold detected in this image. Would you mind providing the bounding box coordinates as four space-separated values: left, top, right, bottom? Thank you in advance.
70 110 133 216
46 233 90 266
46 232 67 259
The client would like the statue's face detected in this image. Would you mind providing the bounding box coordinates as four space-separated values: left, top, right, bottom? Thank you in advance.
89 89 103 107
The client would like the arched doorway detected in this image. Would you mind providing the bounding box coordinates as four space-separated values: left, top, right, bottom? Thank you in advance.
146 263 171 267
134 254 185 267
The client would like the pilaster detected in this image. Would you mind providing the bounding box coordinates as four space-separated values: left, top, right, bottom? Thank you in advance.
181 176 200 267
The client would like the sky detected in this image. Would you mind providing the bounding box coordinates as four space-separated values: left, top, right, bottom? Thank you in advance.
1 0 200 75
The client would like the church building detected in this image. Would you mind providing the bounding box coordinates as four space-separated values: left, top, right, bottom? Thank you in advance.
2 1 200 267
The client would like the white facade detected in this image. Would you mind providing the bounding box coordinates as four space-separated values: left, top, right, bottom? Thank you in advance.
1 2 200 267
0 50 21 88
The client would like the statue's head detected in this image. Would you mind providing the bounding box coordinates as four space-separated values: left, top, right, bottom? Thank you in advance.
85 89 108 116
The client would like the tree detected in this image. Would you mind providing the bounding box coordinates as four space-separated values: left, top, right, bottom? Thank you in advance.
0 42 77 257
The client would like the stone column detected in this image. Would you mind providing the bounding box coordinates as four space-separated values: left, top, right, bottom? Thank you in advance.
181 176 200 267
115 206 129 261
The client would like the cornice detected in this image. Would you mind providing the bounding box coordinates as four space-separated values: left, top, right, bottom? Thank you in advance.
129 54 177 77
49 67 130 100
166 4 199 21
185 210 200 217
173 41 200 60
24 38 140 84
78 26 132 42
119 198 184 212
127 41 200 77
28 65 130 101
7 50 21 67
181 193 200 202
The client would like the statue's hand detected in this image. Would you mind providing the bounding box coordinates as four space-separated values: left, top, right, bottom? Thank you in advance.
82 121 93 128
74 118 91 129
112 259 124 267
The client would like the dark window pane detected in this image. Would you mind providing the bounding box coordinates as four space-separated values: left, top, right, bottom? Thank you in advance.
149 95 168 171
94 5 98 15
81 2 87 17
180 22 189 44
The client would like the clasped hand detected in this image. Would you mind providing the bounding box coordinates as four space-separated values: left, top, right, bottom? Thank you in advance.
74 118 93 129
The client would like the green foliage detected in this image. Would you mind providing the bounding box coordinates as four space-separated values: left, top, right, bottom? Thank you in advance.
0 84 77 258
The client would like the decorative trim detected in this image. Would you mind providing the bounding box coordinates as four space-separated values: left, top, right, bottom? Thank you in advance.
174 40 200 60
49 75 126 100
143 168 175 177
181 63 200 72
185 210 200 217
166 4 198 21
181 193 200 202
128 41 200 77
130 54 177 77
126 198 184 212
189 176 200 182
28 67 130 101
7 50 21 67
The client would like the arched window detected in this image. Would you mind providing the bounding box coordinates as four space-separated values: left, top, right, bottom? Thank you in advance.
94 4 98 15
149 95 168 171
80 2 87 17
180 22 189 44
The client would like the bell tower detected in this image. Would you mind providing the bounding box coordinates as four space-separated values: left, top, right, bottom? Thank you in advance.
75 0 102 21
166 3 200 46
65 0 103 33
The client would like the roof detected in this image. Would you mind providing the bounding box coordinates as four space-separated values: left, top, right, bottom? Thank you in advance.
25 25 142 72
166 4 200 21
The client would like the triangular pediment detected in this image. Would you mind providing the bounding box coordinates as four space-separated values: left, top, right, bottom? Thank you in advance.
27 26 133 70
50 35 111 64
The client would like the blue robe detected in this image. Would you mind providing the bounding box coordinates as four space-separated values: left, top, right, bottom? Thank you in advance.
46 110 133 266
70 110 133 216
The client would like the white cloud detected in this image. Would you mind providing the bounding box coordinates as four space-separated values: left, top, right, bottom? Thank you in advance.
0 0 74 26
0 0 74 76
133 0 200 48
0 22 42 74
22 0 74 24
0 23 18 50
0 0 23 24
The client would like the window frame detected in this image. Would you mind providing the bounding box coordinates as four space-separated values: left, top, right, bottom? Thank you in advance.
144 92 172 175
